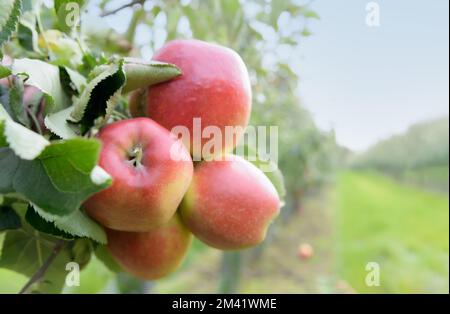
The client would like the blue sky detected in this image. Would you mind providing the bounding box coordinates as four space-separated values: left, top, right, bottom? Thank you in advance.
82 0 449 151
296 0 449 150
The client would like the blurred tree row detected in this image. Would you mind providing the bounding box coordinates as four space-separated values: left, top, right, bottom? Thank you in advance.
352 117 449 192
353 117 449 173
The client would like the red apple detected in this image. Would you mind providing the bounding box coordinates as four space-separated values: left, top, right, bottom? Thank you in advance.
297 243 314 260
106 214 192 280
180 154 281 250
128 88 146 118
84 118 193 232
145 39 252 159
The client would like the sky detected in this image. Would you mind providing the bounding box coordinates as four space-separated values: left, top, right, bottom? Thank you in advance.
296 0 449 151
81 0 449 152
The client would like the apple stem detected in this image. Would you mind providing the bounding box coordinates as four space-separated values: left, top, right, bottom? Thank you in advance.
128 145 144 168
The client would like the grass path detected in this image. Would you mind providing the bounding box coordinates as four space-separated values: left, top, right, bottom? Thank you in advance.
1 171 447 294
153 188 350 293
337 171 449 293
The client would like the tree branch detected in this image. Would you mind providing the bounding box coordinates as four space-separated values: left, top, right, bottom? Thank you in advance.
100 0 146 17
19 240 66 294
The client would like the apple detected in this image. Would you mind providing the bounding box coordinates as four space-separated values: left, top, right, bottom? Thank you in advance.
106 214 192 280
84 118 193 232
0 65 47 134
145 39 252 159
128 88 146 118
180 154 281 250
297 243 314 260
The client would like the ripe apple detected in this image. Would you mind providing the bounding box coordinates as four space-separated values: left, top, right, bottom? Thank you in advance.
180 154 281 250
0 68 47 134
145 39 252 159
297 243 314 260
128 88 146 118
84 118 193 232
106 214 192 280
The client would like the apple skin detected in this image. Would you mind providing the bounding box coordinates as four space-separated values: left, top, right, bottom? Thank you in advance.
84 118 193 232
128 88 146 118
106 214 192 280
180 154 281 250
297 243 314 260
146 39 252 158
0 70 47 134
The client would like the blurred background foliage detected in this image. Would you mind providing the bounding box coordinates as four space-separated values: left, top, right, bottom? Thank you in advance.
0 0 448 294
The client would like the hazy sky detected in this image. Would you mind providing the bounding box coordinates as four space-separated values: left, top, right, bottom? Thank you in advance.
296 0 449 151
84 0 449 152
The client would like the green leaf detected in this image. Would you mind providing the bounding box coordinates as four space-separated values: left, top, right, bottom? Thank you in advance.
12 58 71 113
17 11 40 52
122 58 181 94
38 138 107 193
270 0 285 30
25 205 75 239
94 244 122 273
0 0 23 47
0 84 11 116
0 230 69 293
70 60 126 133
69 238 93 269
60 66 86 95
13 156 105 216
0 147 20 193
302 9 320 20
30 204 107 244
19 138 111 216
0 121 7 147
0 205 21 230
0 138 111 216
21 0 32 13
8 76 29 127
220 0 240 19
0 103 50 160
0 65 11 79
41 30 84 68
301 27 312 37
44 106 78 139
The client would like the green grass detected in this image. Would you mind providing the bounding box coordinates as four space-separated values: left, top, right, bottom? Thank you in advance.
337 171 449 293
1 171 447 294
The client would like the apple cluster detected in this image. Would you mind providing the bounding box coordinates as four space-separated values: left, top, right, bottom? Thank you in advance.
84 40 282 280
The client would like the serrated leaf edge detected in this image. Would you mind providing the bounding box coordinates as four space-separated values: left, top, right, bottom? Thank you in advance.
69 62 121 123
32 204 107 244
0 0 23 47
1 103 50 160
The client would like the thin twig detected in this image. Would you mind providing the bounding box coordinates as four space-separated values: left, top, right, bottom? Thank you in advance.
19 240 66 294
100 0 146 17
